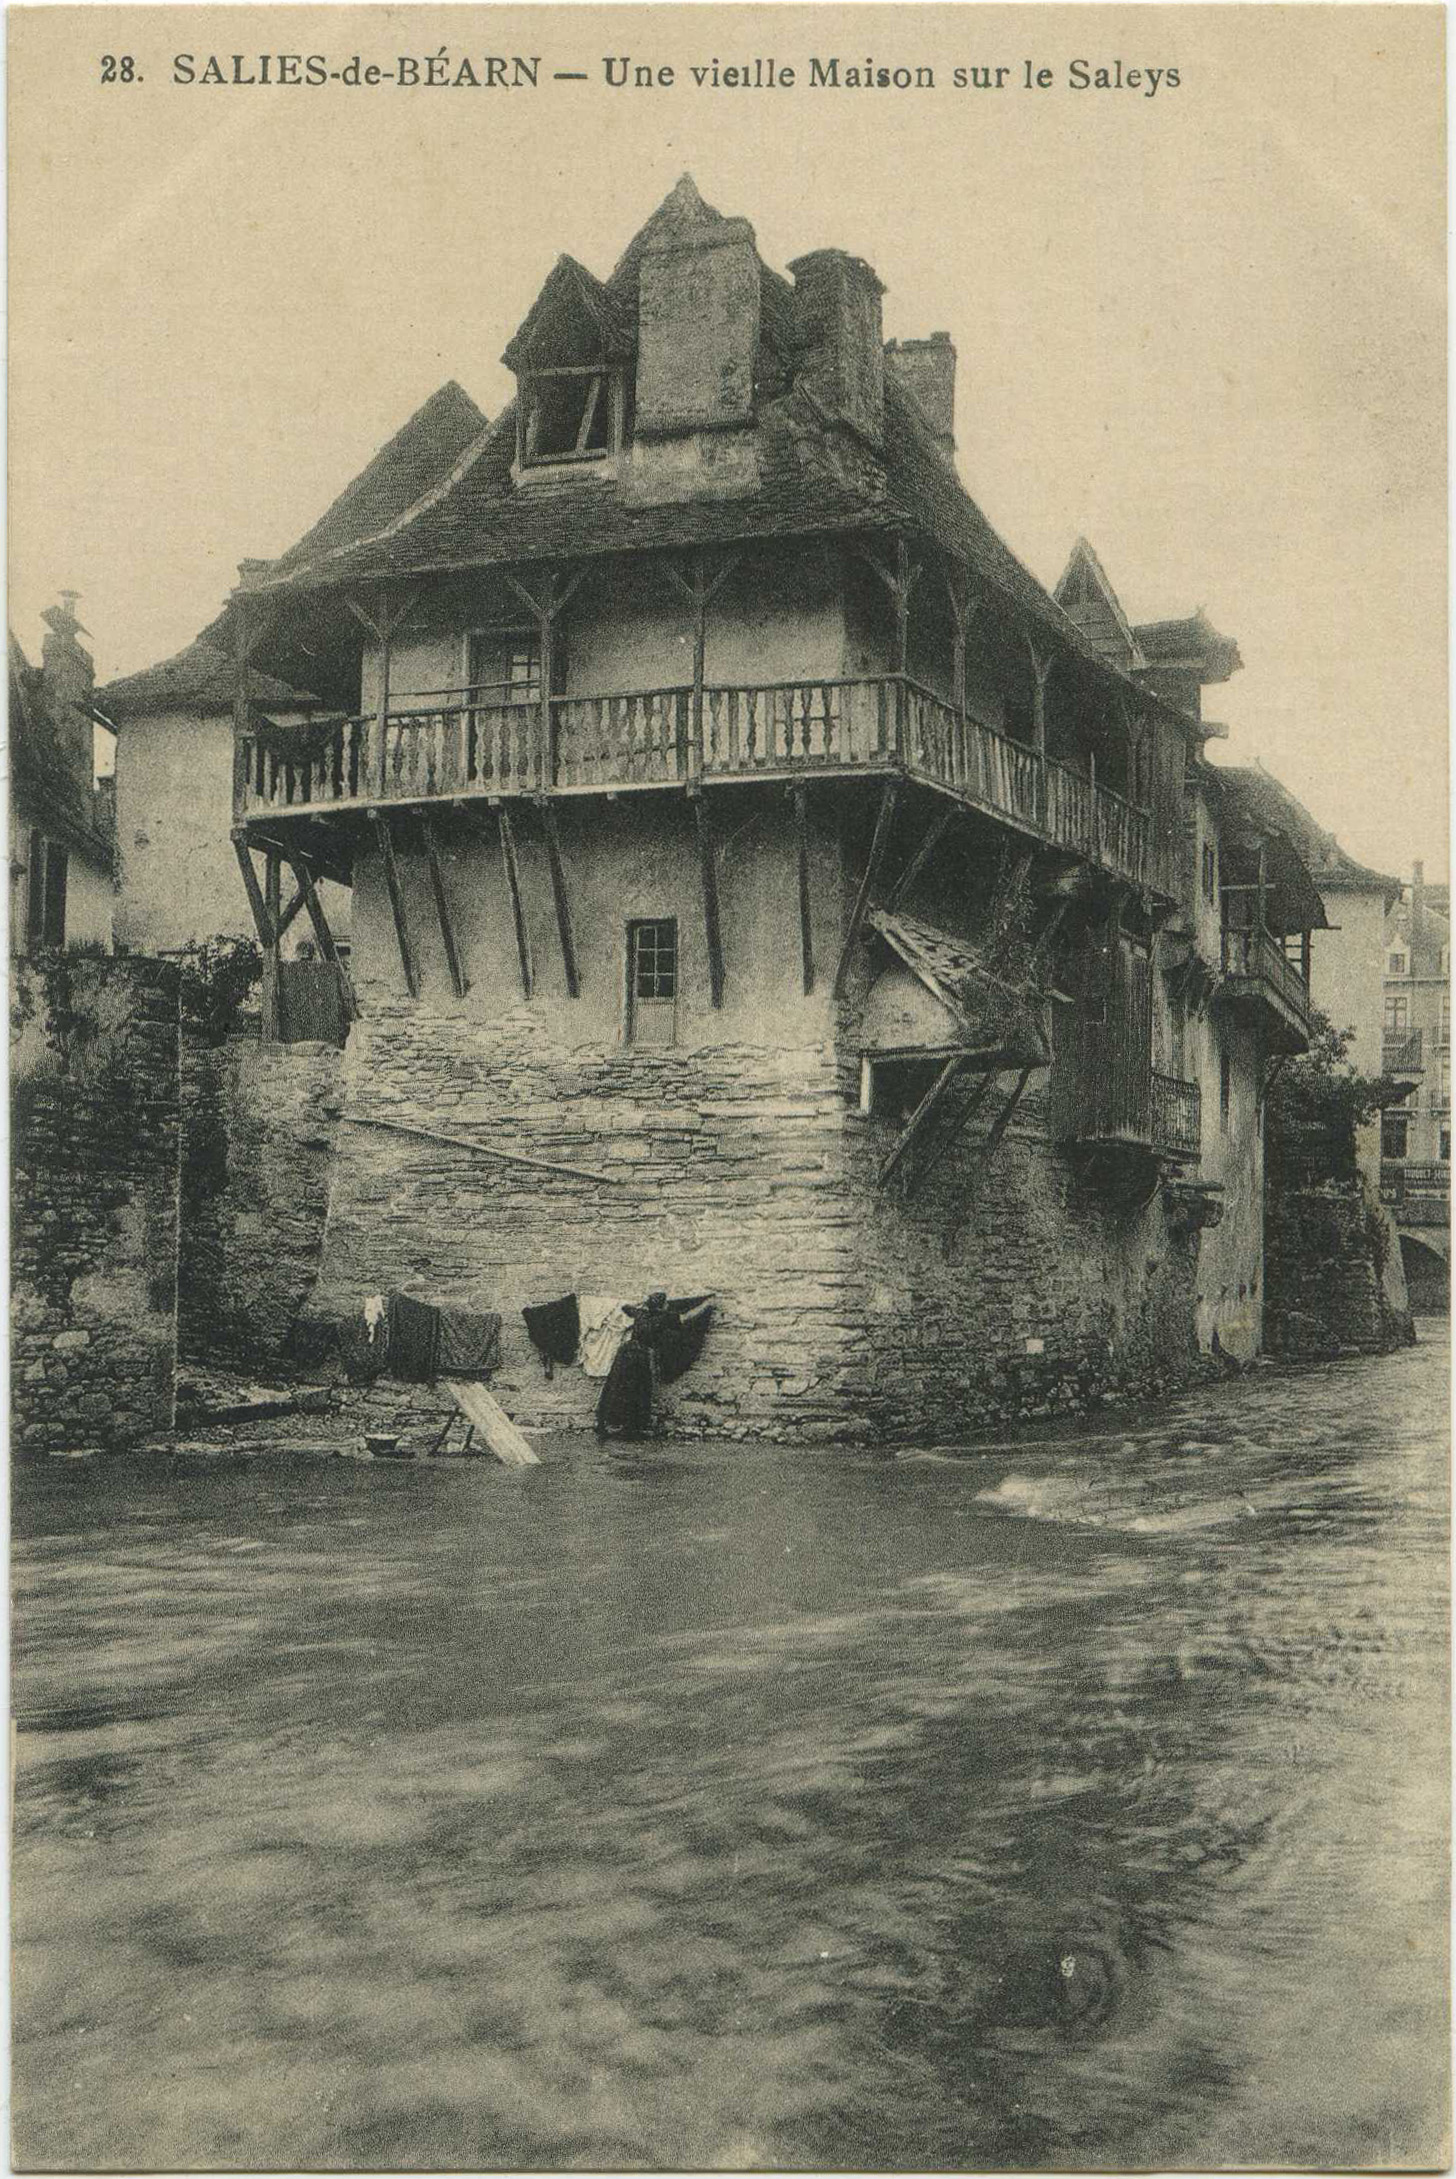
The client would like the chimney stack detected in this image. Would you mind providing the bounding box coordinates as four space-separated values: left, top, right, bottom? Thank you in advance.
884 333 956 460
635 217 760 439
1412 859 1426 950
39 591 97 787
789 249 886 451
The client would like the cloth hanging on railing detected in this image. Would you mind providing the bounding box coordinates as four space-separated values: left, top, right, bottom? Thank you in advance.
435 1305 502 1379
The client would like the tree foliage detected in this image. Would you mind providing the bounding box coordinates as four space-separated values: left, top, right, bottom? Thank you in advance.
1266 1007 1409 1172
176 935 263 1045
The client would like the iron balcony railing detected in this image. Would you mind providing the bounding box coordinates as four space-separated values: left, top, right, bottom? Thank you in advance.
1221 924 1310 1025
1151 1072 1202 1159
235 673 1153 889
1383 1029 1424 1071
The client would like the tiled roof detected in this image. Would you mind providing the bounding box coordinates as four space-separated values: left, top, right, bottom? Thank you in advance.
273 379 488 572
231 180 1176 715
868 906 1050 1063
96 637 317 721
1134 608 1243 681
1209 761 1399 908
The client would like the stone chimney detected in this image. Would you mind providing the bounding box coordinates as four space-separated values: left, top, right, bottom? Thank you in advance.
1412 859 1425 950
635 217 760 439
884 333 956 459
789 250 886 451
39 592 97 787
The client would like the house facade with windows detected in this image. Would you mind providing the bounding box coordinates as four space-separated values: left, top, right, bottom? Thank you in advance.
209 177 1324 1438
8 598 115 956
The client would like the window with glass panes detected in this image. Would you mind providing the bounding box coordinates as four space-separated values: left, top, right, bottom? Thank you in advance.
628 919 677 1045
467 630 541 705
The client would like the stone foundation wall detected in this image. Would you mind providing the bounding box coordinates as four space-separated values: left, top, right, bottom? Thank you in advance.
306 997 1217 1444
1265 1170 1413 1357
178 1033 344 1366
10 958 181 1453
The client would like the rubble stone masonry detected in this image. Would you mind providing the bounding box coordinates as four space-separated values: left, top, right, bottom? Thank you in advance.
11 958 181 1453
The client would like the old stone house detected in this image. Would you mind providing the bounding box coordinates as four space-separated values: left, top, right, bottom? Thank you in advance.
206 175 1327 1440
1381 866 1450 1307
9 597 116 955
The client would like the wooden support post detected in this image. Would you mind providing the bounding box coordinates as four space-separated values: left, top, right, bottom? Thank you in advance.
504 565 584 794
231 604 252 821
856 539 921 759
374 813 419 997
1024 636 1053 757
878 1056 965 1189
498 806 533 999
346 584 423 802
275 882 309 945
233 838 275 952
537 800 580 998
286 852 358 1021
421 817 468 999
886 805 954 912
942 1066 1034 1259
833 782 899 999
792 783 815 996
261 851 283 1038
694 795 726 1009
1300 927 1311 985
1256 842 1267 942
665 550 741 787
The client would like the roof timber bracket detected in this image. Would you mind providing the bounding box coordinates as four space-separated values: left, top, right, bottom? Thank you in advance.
535 797 580 998
374 812 420 997
345 582 426 648
498 806 534 1000
833 782 899 999
694 795 726 1009
421 816 469 999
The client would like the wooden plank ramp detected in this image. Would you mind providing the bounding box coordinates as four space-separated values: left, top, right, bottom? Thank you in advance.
443 1380 540 1467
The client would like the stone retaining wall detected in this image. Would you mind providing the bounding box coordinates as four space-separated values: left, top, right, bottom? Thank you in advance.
1264 1170 1413 1357
10 957 181 1453
178 1033 344 1366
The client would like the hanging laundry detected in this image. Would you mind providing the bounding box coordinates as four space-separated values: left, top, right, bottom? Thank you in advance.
435 1306 502 1379
579 1295 634 1379
595 1329 654 1440
388 1291 440 1382
522 1292 581 1377
653 1298 715 1385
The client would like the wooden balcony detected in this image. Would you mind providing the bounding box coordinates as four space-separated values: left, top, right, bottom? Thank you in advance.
1220 924 1311 1052
236 674 1155 891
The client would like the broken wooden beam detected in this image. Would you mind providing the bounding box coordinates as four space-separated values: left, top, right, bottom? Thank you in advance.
833 782 898 999
444 1380 540 1467
342 1110 625 1186
877 1056 965 1189
942 1066 1034 1259
538 800 580 998
421 817 468 999
374 813 419 997
498 806 533 999
695 795 726 1008
885 805 954 912
793 783 814 996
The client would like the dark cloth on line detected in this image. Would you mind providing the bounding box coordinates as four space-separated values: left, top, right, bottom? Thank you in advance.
338 1308 389 1384
523 1292 580 1375
388 1291 439 1382
653 1300 714 1385
595 1331 654 1441
436 1305 502 1378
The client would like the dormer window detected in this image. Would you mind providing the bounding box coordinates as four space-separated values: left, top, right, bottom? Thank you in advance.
519 368 624 466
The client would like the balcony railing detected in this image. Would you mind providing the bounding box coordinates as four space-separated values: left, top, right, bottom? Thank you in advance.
1151 1072 1202 1160
1383 1029 1424 1071
237 674 1153 888
1221 924 1310 1025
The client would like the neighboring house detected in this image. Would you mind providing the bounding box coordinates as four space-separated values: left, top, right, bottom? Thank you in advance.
205 174 1327 1436
97 635 351 959
95 381 487 968
9 596 116 955
1380 864 1450 1308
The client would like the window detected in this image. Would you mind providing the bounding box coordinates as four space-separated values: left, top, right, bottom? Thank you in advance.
1219 1047 1232 1134
519 369 622 465
1388 951 1408 976
467 631 541 706
1384 994 1409 1033
627 919 678 1045
25 831 67 951
1201 841 1217 906
1441 1129 1451 1164
1441 994 1450 1047
1382 1112 1410 1161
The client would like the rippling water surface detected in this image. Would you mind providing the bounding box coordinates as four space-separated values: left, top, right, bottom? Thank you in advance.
12 1330 1450 2171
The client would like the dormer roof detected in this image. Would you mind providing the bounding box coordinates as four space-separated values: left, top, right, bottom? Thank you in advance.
1052 538 1147 670
1134 607 1243 684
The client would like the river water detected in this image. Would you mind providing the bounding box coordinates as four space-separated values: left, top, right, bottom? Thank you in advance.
12 1329 1450 2172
